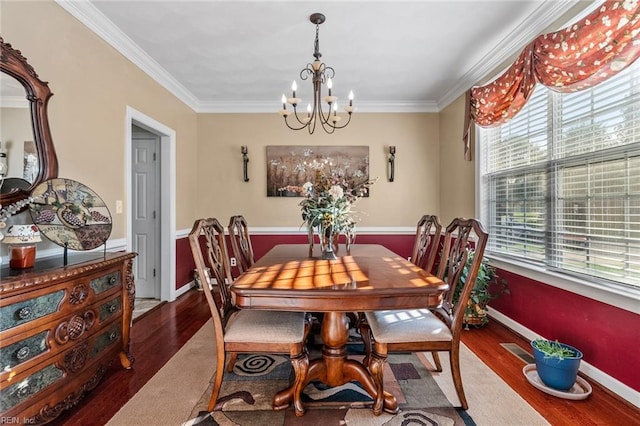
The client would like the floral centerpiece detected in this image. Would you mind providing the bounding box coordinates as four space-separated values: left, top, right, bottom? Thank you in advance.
297 168 374 259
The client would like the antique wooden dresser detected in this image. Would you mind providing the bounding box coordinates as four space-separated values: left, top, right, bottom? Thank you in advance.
0 251 136 424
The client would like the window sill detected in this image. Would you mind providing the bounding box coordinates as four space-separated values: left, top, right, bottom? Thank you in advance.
486 254 640 315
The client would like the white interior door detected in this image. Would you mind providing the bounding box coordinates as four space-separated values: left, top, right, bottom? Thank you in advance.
131 125 161 299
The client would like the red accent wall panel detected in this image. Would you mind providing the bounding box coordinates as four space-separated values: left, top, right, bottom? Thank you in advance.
176 236 195 290
490 270 640 391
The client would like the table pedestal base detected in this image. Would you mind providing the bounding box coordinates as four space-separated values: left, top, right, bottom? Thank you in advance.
273 312 398 416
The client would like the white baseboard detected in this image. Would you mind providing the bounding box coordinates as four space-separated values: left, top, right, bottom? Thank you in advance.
175 280 197 298
489 307 639 408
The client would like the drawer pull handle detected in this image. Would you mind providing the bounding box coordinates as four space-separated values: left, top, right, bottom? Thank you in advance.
108 304 117 313
16 346 31 361
17 307 32 320
17 387 30 397
109 331 118 341
108 276 117 285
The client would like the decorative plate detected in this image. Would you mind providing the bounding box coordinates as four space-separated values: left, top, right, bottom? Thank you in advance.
522 364 592 400
29 178 112 251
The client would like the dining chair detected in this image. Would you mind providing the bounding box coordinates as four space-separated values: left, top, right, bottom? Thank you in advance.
410 214 442 274
228 214 255 273
360 217 488 414
188 218 311 416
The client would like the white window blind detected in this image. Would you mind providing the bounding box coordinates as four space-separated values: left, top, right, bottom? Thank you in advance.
479 60 640 289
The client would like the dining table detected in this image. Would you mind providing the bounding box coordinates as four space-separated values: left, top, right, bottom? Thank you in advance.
230 243 448 414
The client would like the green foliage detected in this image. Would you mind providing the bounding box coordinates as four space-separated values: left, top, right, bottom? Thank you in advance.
452 252 510 324
532 338 578 359
299 168 375 237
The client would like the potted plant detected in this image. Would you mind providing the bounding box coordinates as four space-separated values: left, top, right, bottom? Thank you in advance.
531 338 583 391
452 252 509 326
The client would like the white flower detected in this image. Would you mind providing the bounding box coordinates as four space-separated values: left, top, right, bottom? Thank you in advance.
302 181 313 196
622 0 637 12
328 185 344 201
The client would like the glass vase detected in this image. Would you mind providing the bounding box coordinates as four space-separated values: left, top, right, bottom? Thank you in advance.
320 226 338 260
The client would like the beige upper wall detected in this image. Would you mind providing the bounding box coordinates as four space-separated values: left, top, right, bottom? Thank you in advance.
438 94 476 225
2 0 199 237
6 0 587 235
197 113 440 228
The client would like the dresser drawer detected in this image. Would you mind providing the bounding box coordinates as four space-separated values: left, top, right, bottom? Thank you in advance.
0 331 49 372
0 290 65 333
0 294 123 381
90 270 121 294
0 269 123 338
0 322 122 412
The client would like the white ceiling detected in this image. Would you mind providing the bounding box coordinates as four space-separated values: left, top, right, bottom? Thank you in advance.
55 0 593 113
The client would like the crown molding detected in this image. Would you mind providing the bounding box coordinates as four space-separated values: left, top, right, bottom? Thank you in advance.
437 0 584 110
56 0 590 114
196 99 439 114
55 0 200 111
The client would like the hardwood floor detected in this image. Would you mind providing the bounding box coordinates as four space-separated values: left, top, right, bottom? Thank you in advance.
54 289 637 425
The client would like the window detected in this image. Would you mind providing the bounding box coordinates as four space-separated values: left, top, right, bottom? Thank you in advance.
478 60 640 290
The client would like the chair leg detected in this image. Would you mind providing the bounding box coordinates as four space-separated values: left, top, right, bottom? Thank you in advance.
358 315 373 368
431 351 443 372
226 352 238 372
449 347 468 410
369 344 388 416
208 351 227 412
290 349 310 417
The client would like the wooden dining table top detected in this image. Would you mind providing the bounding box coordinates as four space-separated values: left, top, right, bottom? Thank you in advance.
231 244 448 312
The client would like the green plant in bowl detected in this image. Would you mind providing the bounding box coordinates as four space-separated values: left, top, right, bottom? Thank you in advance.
532 339 577 359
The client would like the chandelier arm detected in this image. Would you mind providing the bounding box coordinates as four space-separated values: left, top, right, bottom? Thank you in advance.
283 116 310 131
292 107 313 126
329 113 353 129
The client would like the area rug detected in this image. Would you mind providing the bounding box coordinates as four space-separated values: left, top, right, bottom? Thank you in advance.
107 321 549 426
183 351 473 426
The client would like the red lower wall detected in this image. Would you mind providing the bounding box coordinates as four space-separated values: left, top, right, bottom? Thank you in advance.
175 232 639 392
490 270 640 392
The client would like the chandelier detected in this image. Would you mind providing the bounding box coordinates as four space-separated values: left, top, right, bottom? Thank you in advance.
279 13 354 134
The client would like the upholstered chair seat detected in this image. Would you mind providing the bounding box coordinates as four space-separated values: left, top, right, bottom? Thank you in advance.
364 309 453 343
225 310 308 343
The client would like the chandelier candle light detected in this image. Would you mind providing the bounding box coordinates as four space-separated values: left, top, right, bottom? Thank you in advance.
279 13 354 134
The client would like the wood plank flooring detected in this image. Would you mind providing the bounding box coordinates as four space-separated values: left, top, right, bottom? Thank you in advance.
54 289 638 425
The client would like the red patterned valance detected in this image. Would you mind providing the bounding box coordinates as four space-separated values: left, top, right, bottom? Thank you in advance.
463 1 640 160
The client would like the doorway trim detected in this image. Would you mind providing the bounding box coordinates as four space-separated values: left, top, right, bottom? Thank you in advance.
125 106 177 302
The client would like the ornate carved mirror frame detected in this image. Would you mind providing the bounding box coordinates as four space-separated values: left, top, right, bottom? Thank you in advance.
1 36 58 207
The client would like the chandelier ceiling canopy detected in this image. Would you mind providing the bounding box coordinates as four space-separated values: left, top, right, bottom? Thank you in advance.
279 13 353 134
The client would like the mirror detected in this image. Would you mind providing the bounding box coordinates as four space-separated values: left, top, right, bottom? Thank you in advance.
0 36 58 208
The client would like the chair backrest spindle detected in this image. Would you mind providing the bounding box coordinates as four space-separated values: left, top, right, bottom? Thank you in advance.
410 214 442 274
228 215 255 273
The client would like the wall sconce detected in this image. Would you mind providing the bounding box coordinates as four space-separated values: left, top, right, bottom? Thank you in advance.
241 146 250 182
388 146 396 182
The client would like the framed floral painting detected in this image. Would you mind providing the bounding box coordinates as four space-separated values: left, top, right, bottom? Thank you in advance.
266 145 370 197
